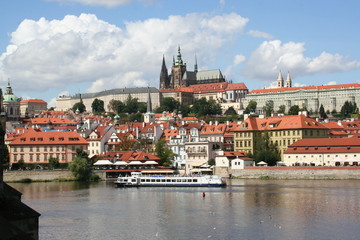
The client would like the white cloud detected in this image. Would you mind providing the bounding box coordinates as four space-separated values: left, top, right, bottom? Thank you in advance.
325 81 337 85
233 54 245 66
0 13 248 93
247 30 273 39
242 40 360 80
47 0 135 8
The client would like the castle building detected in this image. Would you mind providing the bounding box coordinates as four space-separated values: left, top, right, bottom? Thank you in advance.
159 46 226 90
244 72 360 114
56 87 160 112
20 99 47 117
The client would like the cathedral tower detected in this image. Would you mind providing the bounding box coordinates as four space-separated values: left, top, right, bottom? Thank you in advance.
159 55 170 89
171 46 187 88
277 71 284 88
286 71 292 88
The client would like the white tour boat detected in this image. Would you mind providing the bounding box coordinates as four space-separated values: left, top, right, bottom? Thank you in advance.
114 172 226 187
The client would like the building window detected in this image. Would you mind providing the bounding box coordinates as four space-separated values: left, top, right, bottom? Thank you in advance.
44 146 47 151
13 154 17 161
56 146 60 152
14 147 17 152
37 146 40 152
50 146 53 151
30 154 33 161
36 154 40 161
29 147 33 152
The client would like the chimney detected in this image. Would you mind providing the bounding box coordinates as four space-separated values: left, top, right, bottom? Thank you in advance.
209 121 213 126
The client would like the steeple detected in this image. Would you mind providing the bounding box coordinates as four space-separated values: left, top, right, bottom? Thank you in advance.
6 78 13 95
286 71 292 88
146 87 152 113
159 55 170 89
277 71 284 88
175 45 184 66
194 54 198 73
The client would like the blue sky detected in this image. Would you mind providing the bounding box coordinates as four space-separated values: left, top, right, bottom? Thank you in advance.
0 0 360 107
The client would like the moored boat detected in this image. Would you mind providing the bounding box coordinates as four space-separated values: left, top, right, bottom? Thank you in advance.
114 172 226 187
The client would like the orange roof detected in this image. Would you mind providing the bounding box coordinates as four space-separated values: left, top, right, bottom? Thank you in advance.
249 83 360 94
285 137 360 154
31 118 76 125
321 122 344 130
9 129 88 146
237 115 327 131
20 99 47 104
200 123 227 135
182 117 198 121
225 82 248 90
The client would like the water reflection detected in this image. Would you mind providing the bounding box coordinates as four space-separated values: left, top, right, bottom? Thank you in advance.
8 180 360 240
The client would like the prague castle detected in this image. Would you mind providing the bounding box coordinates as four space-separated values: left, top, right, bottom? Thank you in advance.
55 47 359 115
244 71 360 114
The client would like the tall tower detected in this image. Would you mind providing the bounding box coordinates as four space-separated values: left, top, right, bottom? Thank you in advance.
159 55 170 89
286 71 292 88
144 87 155 123
171 46 187 88
277 71 284 88
194 54 198 73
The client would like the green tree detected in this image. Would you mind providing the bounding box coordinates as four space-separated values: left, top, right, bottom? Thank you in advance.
224 107 237 115
263 101 274 117
72 102 86 113
288 105 300 115
319 104 327 119
253 132 280 166
48 157 60 170
128 112 143 122
340 101 359 118
69 156 92 181
137 102 147 113
277 105 286 114
91 98 105 114
125 96 140 114
191 98 222 117
160 97 180 112
244 100 257 114
208 158 215 166
155 139 175 167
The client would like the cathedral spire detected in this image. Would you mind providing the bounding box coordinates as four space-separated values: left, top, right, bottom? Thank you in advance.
194 54 198 73
277 71 284 88
6 78 13 95
286 71 292 88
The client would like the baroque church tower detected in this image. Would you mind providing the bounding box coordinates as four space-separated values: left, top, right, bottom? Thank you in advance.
171 46 187 89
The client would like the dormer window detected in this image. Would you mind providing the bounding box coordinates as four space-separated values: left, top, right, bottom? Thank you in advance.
49 138 55 141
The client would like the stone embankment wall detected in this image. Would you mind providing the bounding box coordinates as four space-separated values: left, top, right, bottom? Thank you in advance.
230 167 360 180
3 170 74 182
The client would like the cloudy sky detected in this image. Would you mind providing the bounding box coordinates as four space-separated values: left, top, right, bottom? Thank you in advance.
1 0 360 107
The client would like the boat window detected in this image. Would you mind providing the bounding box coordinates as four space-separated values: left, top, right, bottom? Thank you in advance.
124 179 128 182
177 179 181 182
141 179 145 182
131 179 136 182
172 179 176 182
182 179 186 182
156 179 161 182
193 179 198 182
161 179 166 182
166 179 171 182
151 179 155 182
187 179 192 182
146 179 150 182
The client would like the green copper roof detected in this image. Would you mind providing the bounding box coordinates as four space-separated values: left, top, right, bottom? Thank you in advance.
3 94 19 102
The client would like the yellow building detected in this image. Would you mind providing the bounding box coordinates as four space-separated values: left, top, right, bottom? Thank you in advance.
233 114 329 159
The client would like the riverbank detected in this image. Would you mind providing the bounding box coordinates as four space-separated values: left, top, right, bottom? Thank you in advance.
3 170 107 182
230 166 360 180
4 167 360 181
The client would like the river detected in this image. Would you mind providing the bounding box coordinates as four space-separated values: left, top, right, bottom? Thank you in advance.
9 179 360 240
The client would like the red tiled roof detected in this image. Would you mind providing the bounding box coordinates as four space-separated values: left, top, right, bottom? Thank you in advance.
249 83 360 94
31 118 76 125
20 99 47 104
9 129 88 146
225 82 248 90
237 115 327 131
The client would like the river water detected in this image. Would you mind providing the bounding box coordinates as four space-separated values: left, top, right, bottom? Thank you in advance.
9 179 360 240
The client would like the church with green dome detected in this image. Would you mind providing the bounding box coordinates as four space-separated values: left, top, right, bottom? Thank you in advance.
2 79 21 120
